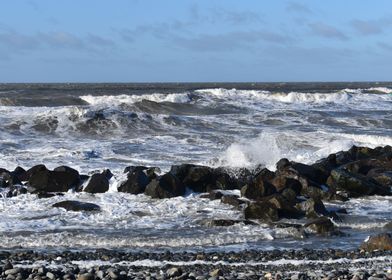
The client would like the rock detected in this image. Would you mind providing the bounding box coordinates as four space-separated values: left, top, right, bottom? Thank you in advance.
84 172 110 193
244 201 279 222
166 267 182 278
25 164 48 180
46 272 55 279
304 217 336 235
210 269 223 277
241 169 276 200
28 167 81 193
200 190 225 200
276 158 291 171
144 172 185 198
118 168 150 194
5 268 21 275
269 176 302 194
52 200 101 212
296 198 329 218
77 273 95 280
202 219 256 227
360 233 392 251
290 162 330 185
170 164 238 192
266 194 304 219
3 261 13 270
328 169 391 197
221 194 246 208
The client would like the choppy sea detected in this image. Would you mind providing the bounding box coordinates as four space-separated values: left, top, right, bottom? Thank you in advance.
0 83 391 252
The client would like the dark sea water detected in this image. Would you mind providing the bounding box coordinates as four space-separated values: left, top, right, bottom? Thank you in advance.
0 82 391 251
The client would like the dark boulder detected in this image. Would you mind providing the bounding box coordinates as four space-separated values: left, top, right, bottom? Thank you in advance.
360 233 392 251
327 169 391 197
304 217 336 235
28 167 81 193
118 168 150 194
26 165 48 180
276 158 290 171
84 171 111 193
296 198 329 218
241 169 276 200
145 173 185 199
269 176 302 194
244 201 279 222
290 162 330 185
266 194 304 219
124 166 159 179
201 219 257 227
52 200 100 212
221 194 247 208
170 164 238 192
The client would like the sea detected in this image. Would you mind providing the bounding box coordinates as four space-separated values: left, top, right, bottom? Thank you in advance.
0 82 391 252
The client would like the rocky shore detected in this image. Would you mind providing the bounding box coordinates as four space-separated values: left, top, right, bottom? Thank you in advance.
0 249 391 280
1 145 391 279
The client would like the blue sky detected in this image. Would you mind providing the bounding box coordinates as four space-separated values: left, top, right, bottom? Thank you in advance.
0 0 391 82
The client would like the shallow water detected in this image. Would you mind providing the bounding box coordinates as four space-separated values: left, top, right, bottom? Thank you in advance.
0 83 391 251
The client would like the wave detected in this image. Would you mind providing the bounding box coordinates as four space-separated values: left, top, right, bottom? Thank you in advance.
217 131 392 170
368 87 392 94
0 96 89 107
80 93 192 106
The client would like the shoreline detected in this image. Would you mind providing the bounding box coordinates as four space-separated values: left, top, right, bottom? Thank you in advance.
1 249 391 279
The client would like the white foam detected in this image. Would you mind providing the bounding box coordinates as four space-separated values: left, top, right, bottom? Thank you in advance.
14 255 392 269
368 87 392 94
80 93 191 106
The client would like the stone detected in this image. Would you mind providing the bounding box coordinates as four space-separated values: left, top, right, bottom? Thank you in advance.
304 217 336 235
28 167 81 193
166 267 182 278
118 169 150 194
241 169 276 200
296 198 329 218
77 273 95 280
52 200 101 212
244 201 279 222
360 233 392 251
144 172 185 199
84 172 110 193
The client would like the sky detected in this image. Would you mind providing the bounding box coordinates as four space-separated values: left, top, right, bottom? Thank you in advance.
0 0 391 82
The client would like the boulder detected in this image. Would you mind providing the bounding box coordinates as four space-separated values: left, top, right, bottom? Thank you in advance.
84 171 111 193
269 176 302 194
144 173 185 199
241 169 276 200
327 169 391 197
118 168 150 194
28 167 81 193
221 194 247 208
304 217 336 235
244 201 279 222
26 165 48 180
201 219 257 227
296 198 329 218
170 164 238 192
52 200 100 212
360 233 392 251
200 190 225 200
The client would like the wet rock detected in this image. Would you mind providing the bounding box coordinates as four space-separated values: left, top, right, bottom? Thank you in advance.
25 164 48 180
295 198 329 218
84 171 110 193
28 166 81 193
304 217 336 235
200 190 225 200
201 219 256 227
241 169 276 200
52 200 101 212
244 201 279 222
144 172 185 198
170 164 238 192
327 169 391 197
166 267 182 278
269 176 302 194
118 168 150 194
221 194 247 208
360 233 392 251
77 273 95 280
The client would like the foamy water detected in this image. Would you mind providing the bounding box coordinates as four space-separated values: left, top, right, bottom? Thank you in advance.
0 84 391 251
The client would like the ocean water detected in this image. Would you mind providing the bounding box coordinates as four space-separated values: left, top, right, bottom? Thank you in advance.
0 83 391 251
